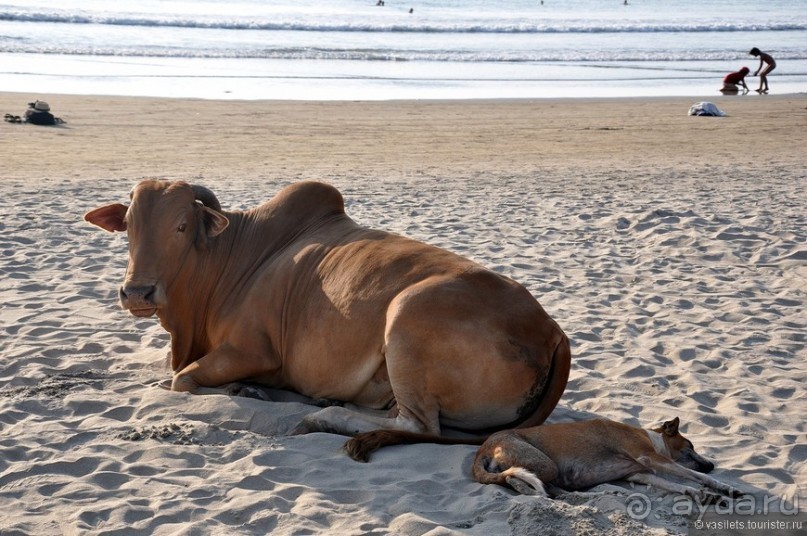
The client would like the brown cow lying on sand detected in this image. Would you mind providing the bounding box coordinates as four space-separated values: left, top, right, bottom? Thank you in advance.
84 180 570 437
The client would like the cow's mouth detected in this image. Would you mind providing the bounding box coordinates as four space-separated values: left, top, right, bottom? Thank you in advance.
129 307 158 318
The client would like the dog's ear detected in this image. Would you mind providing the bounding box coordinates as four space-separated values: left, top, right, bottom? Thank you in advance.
661 417 680 436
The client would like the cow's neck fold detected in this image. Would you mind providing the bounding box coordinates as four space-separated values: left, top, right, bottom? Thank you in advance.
158 211 258 372
160 249 214 372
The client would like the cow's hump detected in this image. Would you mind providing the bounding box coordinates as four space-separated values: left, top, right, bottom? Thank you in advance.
269 181 346 221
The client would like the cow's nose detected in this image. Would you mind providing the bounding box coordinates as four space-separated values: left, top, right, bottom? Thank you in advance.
119 284 156 305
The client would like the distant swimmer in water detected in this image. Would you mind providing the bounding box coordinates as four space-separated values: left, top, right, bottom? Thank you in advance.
749 47 776 93
721 66 750 94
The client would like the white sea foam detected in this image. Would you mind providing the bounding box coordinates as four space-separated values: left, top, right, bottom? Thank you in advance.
1 0 805 99
3 9 805 33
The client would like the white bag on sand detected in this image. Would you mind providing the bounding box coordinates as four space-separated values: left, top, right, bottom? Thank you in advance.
688 101 726 116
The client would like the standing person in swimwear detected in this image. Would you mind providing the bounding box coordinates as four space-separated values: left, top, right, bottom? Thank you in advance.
749 47 776 93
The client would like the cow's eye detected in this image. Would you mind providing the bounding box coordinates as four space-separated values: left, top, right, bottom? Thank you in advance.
177 223 187 233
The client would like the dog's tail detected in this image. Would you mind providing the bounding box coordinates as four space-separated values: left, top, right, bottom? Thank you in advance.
472 456 547 497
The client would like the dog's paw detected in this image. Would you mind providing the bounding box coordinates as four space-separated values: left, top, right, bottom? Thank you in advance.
695 489 726 505
726 487 745 499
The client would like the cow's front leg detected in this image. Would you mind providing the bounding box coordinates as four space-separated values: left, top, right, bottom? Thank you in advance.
291 404 436 437
171 345 271 393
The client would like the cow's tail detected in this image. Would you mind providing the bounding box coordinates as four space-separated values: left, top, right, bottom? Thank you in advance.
515 331 571 429
344 430 485 463
471 455 548 496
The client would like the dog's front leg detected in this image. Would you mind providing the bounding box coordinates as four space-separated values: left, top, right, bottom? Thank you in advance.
627 473 722 504
635 454 742 499
671 466 742 498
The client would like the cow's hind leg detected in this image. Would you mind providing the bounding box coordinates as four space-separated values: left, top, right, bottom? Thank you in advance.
375 275 549 436
293 294 449 436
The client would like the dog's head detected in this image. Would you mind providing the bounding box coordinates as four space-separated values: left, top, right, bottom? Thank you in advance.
654 417 715 473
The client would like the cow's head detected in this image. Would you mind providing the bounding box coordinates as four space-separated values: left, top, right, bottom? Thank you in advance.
84 180 229 317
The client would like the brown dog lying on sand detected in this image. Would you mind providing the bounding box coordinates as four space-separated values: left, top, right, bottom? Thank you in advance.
345 417 740 503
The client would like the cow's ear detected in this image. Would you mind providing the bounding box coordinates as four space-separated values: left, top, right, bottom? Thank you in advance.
202 207 229 238
84 204 128 232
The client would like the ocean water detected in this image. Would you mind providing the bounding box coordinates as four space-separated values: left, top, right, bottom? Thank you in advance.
1 0 806 100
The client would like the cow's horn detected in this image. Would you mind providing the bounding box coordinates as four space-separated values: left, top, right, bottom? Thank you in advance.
191 184 221 212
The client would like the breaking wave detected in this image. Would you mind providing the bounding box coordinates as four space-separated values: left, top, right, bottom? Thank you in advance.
2 10 805 34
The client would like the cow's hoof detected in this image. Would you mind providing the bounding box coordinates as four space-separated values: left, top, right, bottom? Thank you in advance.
171 374 199 393
157 378 172 390
310 397 345 408
227 383 273 401
289 420 315 435
289 414 336 435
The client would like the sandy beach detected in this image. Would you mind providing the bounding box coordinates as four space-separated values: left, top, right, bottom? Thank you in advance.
1 92 805 535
